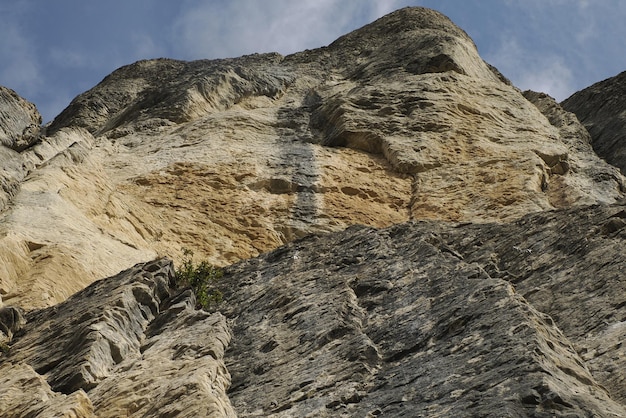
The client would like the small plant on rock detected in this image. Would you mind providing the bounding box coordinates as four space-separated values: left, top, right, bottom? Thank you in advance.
175 248 223 309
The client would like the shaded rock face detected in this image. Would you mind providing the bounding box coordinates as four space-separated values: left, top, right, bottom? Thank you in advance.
0 86 41 151
3 205 626 416
1 7 624 310
217 204 626 417
562 71 626 175
0 86 42 213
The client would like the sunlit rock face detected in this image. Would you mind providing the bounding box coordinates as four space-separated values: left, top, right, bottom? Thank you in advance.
2 6 626 417
1 7 623 310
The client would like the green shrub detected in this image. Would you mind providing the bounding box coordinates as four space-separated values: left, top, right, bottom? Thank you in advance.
175 248 223 309
0 341 9 355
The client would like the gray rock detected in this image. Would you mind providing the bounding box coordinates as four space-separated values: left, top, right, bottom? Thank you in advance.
48 54 294 137
0 85 41 151
0 258 235 417
5 205 626 416
562 71 626 175
0 306 25 343
218 205 626 416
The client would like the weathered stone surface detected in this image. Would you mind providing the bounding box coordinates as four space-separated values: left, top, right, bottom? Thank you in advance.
218 204 626 416
3 5 626 417
0 85 41 151
0 306 25 343
524 90 626 205
4 205 626 416
2 7 624 310
0 363 94 418
0 258 234 417
562 71 626 175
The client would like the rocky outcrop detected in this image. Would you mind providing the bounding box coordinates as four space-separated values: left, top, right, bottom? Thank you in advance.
3 5 626 417
217 203 626 417
3 205 626 416
562 71 626 175
0 86 41 213
0 258 234 417
2 7 624 309
0 86 41 151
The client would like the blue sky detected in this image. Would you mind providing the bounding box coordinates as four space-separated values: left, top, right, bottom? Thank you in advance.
2 0 625 123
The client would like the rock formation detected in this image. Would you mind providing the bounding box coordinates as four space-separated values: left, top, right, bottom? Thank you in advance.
562 71 626 175
3 205 626 416
2 5 626 417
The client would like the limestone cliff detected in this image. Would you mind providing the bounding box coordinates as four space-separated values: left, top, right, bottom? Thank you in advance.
1 6 626 417
1 7 624 310
3 205 626 416
562 71 626 175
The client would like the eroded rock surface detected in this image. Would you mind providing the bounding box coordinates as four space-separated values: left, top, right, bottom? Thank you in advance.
1 9 625 310
3 205 626 416
2 7 625 310
562 71 626 175
218 204 626 417
2 5 626 417
0 258 234 417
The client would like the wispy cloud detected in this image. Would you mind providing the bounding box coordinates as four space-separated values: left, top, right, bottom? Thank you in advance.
172 0 408 59
485 36 574 101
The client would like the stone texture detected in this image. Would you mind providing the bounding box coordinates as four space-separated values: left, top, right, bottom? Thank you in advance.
218 204 626 417
0 363 95 418
0 258 234 417
562 71 626 175
0 85 41 151
5 205 626 416
2 7 624 309
2 5 626 417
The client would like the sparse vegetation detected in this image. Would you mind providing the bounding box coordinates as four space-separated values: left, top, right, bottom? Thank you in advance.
175 248 223 309
0 341 9 355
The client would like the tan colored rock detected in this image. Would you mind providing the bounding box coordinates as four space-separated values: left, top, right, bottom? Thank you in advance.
0 8 622 310
2 6 626 417
0 363 94 418
4 8 619 310
1 259 234 417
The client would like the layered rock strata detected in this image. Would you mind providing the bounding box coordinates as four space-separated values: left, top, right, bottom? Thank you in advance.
2 204 626 416
2 5 626 417
562 71 626 175
0 259 234 417
1 7 622 310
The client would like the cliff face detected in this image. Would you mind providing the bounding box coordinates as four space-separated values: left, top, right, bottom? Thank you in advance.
1 6 626 417
2 205 626 417
1 7 624 310
562 71 626 175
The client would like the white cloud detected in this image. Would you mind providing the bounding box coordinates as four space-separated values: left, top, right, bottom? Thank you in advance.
485 36 574 101
131 32 165 59
172 0 408 60
515 59 574 101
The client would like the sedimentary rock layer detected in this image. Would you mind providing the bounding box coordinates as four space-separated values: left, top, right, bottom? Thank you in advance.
2 204 626 416
1 7 624 310
562 71 626 175
0 259 235 417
